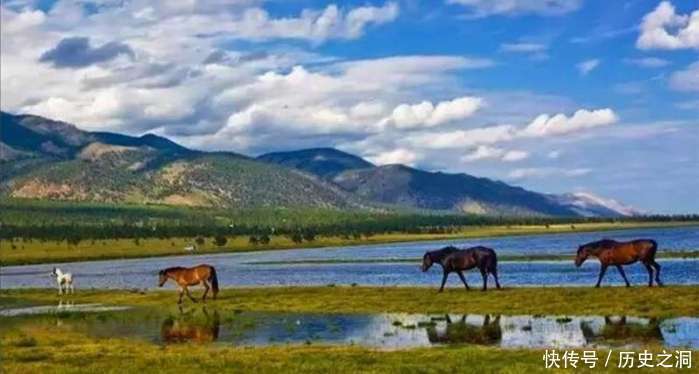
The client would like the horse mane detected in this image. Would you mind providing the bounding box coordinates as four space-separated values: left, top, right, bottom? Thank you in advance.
427 246 461 261
580 239 618 253
161 266 185 274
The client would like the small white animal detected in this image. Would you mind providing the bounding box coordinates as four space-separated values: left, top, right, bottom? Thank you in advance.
51 267 75 295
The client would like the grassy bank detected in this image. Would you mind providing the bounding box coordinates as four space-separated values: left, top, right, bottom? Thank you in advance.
3 286 698 317
2 221 696 266
2 286 697 373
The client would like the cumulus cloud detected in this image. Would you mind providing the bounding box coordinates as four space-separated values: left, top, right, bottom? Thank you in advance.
39 37 134 68
448 0 581 17
508 167 591 180
366 148 419 166
381 96 484 129
669 61 699 92
521 108 618 137
576 59 600 75
636 1 699 50
231 2 399 42
462 145 528 162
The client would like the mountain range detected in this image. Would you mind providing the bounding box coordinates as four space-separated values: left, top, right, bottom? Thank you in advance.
0 111 639 217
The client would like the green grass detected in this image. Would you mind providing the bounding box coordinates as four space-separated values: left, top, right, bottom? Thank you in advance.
2 221 696 266
3 286 698 317
1 286 696 373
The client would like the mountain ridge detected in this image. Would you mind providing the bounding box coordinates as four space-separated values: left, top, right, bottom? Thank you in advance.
0 111 638 216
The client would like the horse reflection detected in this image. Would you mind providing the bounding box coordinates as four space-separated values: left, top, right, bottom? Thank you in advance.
426 315 502 345
581 316 663 345
161 308 220 344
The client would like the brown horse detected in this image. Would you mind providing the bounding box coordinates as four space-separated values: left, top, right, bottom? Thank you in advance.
158 265 219 303
574 239 662 288
422 246 501 292
161 309 220 344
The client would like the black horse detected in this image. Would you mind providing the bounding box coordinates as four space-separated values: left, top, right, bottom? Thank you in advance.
421 246 501 292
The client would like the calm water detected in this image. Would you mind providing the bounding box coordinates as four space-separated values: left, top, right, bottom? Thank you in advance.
1 226 697 289
0 305 696 349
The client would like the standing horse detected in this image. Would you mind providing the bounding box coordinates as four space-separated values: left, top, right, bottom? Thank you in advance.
574 239 662 288
421 246 501 292
50 267 74 295
158 265 219 304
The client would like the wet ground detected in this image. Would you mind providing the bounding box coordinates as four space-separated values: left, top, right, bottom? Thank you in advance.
1 304 697 350
2 226 698 289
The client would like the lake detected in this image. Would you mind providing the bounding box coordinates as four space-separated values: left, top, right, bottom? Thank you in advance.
1 225 697 289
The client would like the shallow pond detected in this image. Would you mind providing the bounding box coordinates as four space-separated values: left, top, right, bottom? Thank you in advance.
1 305 696 349
1 226 698 289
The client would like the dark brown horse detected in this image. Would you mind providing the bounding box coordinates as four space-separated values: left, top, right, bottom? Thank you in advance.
158 264 219 303
422 246 501 292
574 239 662 288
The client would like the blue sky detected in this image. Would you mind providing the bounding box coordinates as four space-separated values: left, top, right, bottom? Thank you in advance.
1 0 698 213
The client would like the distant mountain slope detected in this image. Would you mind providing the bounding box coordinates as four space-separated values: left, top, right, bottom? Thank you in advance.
332 164 580 216
1 111 639 216
548 192 641 217
258 148 374 178
0 111 362 209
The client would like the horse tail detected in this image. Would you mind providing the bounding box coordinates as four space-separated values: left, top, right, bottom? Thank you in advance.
647 239 658 259
209 266 219 299
488 248 498 273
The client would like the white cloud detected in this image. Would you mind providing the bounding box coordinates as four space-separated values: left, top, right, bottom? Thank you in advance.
231 2 400 42
636 1 699 50
381 96 484 129
576 59 600 75
669 61 699 92
508 167 591 180
502 150 529 161
547 150 562 159
462 145 528 162
624 57 671 68
448 0 581 17
499 42 547 53
367 148 419 166
522 108 618 137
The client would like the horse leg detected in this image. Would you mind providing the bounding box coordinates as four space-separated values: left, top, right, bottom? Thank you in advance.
202 281 210 302
652 261 663 286
615 265 631 287
480 268 488 291
184 286 197 303
438 271 449 293
595 264 608 288
489 266 502 289
178 288 184 304
643 262 654 287
456 271 470 290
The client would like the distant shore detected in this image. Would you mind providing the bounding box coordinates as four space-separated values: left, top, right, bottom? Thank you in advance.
1 221 697 266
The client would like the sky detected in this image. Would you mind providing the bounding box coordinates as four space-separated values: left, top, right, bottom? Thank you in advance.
1 0 698 214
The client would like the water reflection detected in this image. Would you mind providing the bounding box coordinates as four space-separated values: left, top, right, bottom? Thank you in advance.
581 316 663 345
160 308 220 344
426 315 501 345
1 307 697 349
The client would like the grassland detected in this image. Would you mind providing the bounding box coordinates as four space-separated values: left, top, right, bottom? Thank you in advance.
1 286 697 373
3 221 697 266
3 286 698 317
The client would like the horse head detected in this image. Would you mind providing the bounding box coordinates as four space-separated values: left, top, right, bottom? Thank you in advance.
575 245 589 267
421 252 434 272
158 270 169 287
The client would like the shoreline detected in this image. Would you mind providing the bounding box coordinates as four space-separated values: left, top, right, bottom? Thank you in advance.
1 221 697 267
2 286 698 317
